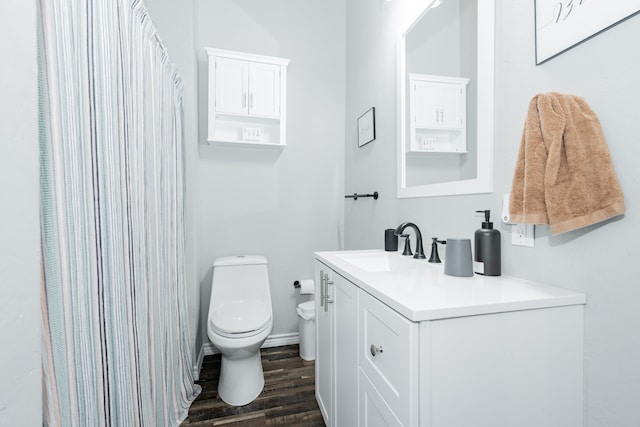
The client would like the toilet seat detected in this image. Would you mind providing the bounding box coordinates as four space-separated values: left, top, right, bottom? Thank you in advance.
212 320 271 339
210 299 271 338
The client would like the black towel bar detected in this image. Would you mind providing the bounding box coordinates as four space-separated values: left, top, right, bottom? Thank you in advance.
345 191 378 200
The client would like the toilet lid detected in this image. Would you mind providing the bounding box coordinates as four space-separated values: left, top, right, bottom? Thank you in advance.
211 299 271 334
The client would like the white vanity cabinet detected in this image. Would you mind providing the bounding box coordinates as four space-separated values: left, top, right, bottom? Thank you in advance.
315 250 586 427
316 261 419 426
206 48 289 147
315 261 358 427
409 74 469 153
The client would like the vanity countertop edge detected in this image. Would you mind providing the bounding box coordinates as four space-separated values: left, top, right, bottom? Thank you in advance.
315 249 586 322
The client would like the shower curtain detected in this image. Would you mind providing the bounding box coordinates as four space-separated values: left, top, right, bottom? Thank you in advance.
39 0 200 425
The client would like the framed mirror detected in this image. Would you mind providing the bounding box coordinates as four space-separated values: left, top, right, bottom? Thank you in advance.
397 0 494 198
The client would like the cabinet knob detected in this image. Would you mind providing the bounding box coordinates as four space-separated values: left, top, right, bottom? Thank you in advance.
370 344 384 357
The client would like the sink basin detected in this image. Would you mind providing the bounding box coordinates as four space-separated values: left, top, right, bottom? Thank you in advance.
333 251 409 273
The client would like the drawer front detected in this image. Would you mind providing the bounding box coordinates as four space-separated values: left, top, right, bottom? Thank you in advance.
359 290 418 426
359 368 403 427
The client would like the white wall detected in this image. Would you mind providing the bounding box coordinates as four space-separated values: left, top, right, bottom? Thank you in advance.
194 0 346 341
345 0 640 426
0 1 42 425
144 0 202 373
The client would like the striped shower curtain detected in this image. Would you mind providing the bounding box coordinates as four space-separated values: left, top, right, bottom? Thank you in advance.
39 0 200 425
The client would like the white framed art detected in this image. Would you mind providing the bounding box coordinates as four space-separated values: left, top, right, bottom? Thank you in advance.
535 0 640 64
357 107 376 147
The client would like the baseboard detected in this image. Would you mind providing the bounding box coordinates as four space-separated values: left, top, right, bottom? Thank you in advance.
193 345 205 381
263 332 299 349
202 342 217 356
196 332 300 373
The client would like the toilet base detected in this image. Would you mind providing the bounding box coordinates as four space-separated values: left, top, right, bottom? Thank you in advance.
218 350 265 406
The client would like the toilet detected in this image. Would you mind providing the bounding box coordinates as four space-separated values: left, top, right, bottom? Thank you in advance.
207 255 273 406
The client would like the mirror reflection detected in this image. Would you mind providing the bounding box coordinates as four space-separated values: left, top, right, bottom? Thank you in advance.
398 0 494 198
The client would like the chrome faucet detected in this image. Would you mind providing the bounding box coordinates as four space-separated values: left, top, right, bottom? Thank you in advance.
395 222 426 259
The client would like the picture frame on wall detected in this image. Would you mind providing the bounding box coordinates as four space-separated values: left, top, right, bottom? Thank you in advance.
535 0 640 64
357 107 376 147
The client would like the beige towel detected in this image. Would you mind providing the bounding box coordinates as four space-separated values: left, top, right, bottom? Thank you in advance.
509 93 625 235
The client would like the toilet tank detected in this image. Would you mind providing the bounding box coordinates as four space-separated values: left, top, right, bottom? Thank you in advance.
210 255 271 310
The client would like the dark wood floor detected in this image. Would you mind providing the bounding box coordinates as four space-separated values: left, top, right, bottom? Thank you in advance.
181 345 325 426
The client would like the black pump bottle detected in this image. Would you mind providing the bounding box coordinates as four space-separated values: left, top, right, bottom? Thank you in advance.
474 210 501 276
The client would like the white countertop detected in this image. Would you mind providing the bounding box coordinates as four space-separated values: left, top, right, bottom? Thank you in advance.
315 249 586 322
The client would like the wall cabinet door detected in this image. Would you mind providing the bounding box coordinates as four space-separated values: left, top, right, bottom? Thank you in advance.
214 57 248 115
435 83 463 129
412 82 440 129
248 62 281 118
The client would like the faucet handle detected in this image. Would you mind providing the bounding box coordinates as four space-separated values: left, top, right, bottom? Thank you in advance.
428 237 446 263
400 234 413 256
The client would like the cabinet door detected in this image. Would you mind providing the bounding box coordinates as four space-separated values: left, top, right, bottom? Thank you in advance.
315 261 333 426
437 83 463 129
333 273 358 427
248 62 281 118
412 81 440 128
359 369 403 427
214 57 248 115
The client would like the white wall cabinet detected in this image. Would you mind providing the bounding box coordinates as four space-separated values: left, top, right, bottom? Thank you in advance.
315 251 585 427
315 261 358 427
206 48 289 147
409 74 469 153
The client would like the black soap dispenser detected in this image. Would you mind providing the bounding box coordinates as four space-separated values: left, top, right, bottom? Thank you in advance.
474 210 501 276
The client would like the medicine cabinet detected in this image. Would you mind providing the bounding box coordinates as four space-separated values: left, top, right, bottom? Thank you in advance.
206 48 290 148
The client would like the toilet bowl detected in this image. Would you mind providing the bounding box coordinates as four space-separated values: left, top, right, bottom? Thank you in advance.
207 255 273 406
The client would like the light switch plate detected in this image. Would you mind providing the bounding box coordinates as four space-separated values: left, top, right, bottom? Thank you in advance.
512 223 535 247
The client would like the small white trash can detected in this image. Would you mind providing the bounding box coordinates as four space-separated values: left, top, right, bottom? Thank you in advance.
297 300 316 361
